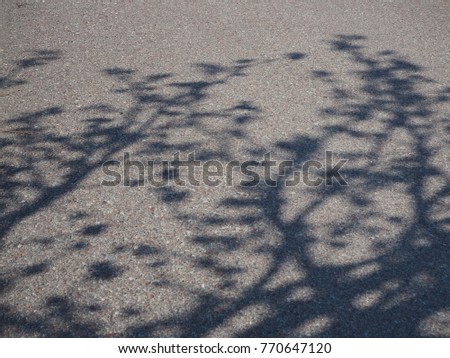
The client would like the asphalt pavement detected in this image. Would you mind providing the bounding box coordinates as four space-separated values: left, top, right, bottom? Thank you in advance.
1 0 449 337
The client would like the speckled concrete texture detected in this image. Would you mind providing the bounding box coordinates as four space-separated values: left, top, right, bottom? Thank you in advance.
1 0 449 337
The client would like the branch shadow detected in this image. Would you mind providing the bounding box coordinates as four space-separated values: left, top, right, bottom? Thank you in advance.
1 36 449 337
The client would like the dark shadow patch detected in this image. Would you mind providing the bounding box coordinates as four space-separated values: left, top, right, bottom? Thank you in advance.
123 307 140 317
71 241 88 250
22 262 48 276
0 277 14 294
378 50 396 56
133 244 159 257
81 224 107 236
17 50 61 69
88 261 121 281
286 52 305 60
233 101 259 111
196 63 226 75
46 296 71 317
104 67 134 76
160 187 189 203
236 59 255 64
235 115 253 124
312 70 332 78
86 304 102 312
151 279 169 287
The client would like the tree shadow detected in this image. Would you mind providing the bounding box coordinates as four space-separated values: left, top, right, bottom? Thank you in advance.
1 36 449 337
124 35 449 337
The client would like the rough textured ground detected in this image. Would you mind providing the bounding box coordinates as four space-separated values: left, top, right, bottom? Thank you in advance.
1 0 449 337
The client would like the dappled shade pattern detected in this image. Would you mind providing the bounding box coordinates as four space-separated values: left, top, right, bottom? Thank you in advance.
1 36 449 337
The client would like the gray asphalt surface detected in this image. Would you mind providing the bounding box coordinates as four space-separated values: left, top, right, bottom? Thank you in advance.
1 0 449 337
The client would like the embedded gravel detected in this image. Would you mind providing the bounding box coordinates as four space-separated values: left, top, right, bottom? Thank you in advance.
1 0 449 337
